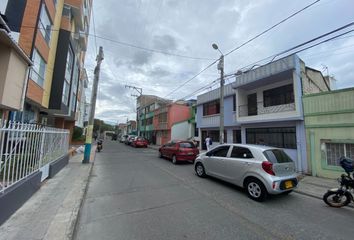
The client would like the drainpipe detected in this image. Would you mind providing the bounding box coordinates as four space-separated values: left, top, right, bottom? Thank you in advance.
310 130 317 177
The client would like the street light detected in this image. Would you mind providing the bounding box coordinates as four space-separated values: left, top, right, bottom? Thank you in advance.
212 43 224 144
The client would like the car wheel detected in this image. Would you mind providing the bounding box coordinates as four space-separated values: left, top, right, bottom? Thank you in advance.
172 155 177 164
245 178 268 202
195 163 206 178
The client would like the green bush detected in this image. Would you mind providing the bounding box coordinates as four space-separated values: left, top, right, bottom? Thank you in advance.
72 126 84 141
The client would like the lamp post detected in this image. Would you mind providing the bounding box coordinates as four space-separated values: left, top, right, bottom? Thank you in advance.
212 43 224 144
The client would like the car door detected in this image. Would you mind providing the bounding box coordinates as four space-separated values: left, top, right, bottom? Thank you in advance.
161 143 169 157
203 146 231 178
222 146 255 185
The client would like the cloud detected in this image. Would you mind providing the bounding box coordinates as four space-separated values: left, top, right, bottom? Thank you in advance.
85 0 354 123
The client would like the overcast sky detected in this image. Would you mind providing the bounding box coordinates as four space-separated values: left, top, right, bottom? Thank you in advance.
84 0 354 124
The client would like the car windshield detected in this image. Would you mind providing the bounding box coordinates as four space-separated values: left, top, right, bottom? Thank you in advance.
179 142 195 148
263 149 293 163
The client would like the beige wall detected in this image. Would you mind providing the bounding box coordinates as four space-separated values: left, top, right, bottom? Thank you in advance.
0 46 28 110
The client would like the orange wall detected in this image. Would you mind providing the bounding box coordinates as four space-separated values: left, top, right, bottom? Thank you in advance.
19 0 41 55
168 104 191 128
27 79 44 105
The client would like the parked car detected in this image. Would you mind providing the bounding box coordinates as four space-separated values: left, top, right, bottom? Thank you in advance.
120 135 128 143
131 136 149 148
159 140 199 164
194 144 298 202
125 135 137 145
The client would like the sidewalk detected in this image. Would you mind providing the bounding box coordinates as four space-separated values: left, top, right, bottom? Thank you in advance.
0 150 95 240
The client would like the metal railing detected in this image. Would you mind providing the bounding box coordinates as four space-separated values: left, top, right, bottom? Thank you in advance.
0 122 69 193
239 102 296 117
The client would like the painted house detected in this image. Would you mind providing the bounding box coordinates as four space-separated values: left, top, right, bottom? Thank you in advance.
197 54 330 173
137 95 172 143
171 103 198 142
154 101 191 145
303 87 354 179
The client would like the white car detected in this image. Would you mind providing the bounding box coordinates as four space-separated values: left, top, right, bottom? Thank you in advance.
194 144 299 201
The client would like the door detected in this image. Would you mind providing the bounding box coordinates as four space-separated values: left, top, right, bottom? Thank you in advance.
204 146 231 177
222 146 255 185
247 93 257 116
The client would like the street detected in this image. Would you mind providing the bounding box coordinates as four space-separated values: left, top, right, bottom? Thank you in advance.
74 141 354 240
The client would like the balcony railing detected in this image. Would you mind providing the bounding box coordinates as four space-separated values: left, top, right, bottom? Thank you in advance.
156 122 168 130
238 102 296 117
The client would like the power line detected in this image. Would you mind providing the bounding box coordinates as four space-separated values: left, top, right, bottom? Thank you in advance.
224 0 321 57
178 23 354 101
91 3 98 56
10 25 215 61
163 59 219 98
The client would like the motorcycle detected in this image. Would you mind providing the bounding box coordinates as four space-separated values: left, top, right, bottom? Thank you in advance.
97 140 103 152
323 157 354 208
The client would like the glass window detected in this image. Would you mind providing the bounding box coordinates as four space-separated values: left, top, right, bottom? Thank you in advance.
179 142 195 148
30 48 46 87
38 4 52 43
233 130 241 143
203 100 220 116
209 146 230 157
264 149 293 163
62 46 74 105
246 127 296 149
233 94 236 111
263 84 294 107
231 147 253 159
325 143 354 166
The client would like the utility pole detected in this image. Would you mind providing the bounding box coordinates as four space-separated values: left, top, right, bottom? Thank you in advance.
218 55 225 144
125 85 142 136
212 43 224 144
83 46 104 163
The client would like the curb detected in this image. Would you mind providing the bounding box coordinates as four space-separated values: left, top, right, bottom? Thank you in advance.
71 148 96 240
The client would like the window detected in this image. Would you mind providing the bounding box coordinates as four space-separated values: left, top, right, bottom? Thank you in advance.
179 142 195 148
263 84 294 107
264 150 293 163
325 143 354 166
30 49 46 87
38 4 52 43
209 146 230 157
70 64 79 111
158 112 167 123
233 130 241 143
62 46 74 105
203 100 220 116
246 127 296 149
231 147 253 159
233 94 236 112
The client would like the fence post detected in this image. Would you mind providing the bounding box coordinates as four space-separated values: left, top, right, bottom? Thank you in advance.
38 127 46 168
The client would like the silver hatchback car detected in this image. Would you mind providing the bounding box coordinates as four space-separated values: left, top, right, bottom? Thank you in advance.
194 144 299 201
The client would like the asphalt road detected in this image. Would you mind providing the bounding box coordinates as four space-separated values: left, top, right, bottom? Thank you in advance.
74 141 354 240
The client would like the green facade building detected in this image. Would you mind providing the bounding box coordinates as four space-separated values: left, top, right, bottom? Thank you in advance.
303 87 354 178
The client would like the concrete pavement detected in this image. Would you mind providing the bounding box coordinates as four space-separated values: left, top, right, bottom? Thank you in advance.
0 149 95 240
0 142 349 240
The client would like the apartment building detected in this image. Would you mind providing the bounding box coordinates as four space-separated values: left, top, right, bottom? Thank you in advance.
3 0 91 138
137 95 172 143
127 120 137 135
197 54 330 173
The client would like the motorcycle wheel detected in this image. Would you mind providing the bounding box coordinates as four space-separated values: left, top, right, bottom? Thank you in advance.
323 191 351 208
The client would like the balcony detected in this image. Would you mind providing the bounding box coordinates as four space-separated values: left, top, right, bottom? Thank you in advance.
239 102 296 117
78 30 87 51
156 122 168 130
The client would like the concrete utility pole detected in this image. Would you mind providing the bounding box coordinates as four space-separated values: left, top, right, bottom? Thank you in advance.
83 46 104 163
125 85 142 136
212 43 224 144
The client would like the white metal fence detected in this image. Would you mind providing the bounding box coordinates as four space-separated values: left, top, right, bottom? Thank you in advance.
0 122 70 193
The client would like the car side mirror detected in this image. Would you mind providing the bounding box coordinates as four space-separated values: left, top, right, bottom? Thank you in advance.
206 152 212 157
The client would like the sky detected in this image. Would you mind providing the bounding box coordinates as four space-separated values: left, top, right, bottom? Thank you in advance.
83 0 354 124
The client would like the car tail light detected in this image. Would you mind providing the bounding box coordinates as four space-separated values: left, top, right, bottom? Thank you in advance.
262 161 275 176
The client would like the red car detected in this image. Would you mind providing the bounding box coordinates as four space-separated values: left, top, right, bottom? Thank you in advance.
131 137 149 148
158 141 199 164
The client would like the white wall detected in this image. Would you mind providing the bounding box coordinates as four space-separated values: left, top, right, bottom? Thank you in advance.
171 121 191 140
